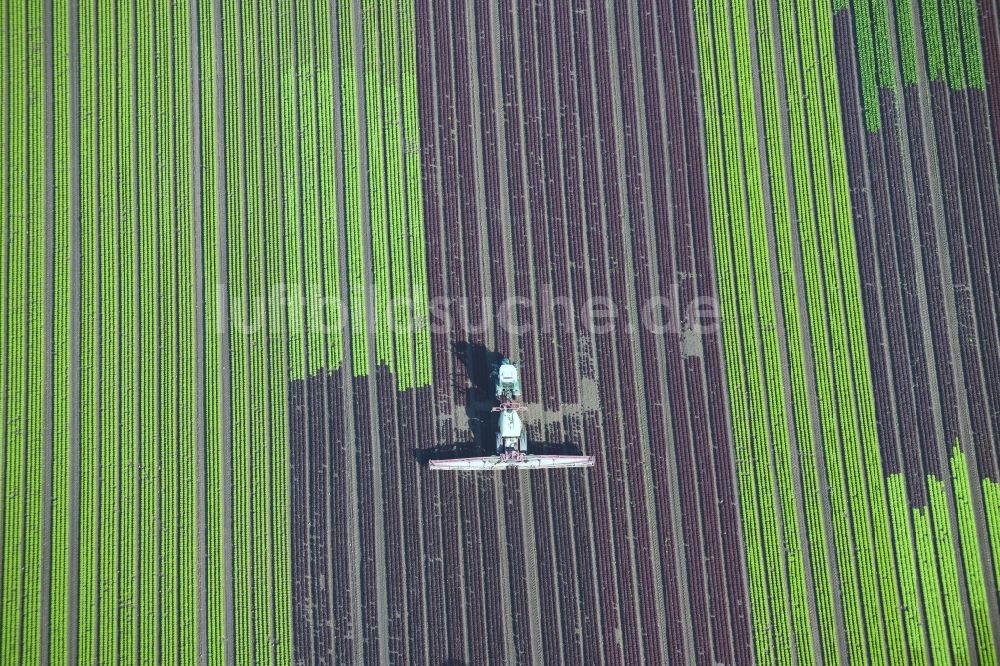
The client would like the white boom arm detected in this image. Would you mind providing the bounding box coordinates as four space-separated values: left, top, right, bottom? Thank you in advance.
429 454 595 471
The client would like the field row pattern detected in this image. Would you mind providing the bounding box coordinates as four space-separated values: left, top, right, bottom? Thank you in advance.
695 0 1000 661
288 0 754 662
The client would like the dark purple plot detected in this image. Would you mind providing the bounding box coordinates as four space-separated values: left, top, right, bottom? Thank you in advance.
288 379 313 664
902 86 960 446
305 372 332 662
374 367 406 660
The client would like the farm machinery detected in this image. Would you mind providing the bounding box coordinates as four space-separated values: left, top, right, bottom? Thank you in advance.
429 359 595 471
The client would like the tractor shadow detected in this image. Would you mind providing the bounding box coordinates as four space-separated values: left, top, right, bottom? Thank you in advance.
451 340 503 453
411 341 500 465
411 341 585 465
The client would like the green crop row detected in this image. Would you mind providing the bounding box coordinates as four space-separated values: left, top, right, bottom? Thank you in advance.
871 0 895 88
941 0 967 87
262 2 291 659
51 0 71 660
119 0 139 658
751 1 841 660
138 0 158 659
912 506 950 663
853 0 882 131
717 0 812 659
693 2 779 660
364 0 395 369
297 0 327 376
921 0 946 80
887 476 927 660
22 1 46 660
157 0 179 653
928 476 970 659
958 0 985 88
399 0 432 387
258 2 280 663
199 0 226 658
382 0 416 391
242 0 264 661
783 0 894 657
1 0 25 661
816 0 923 654
0 8 7 654
316 0 344 370
774 0 874 653
243 0 276 660
221 0 253 663
895 0 919 83
340 0 370 377
950 447 995 661
819 0 925 658
845 0 987 129
734 0 824 659
97 0 119 659
983 479 1000 617
281 0 305 380
77 0 99 658
173 0 199 658
0 0 8 653
694 0 986 661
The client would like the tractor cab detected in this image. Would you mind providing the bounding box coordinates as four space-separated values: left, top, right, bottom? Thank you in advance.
494 358 522 400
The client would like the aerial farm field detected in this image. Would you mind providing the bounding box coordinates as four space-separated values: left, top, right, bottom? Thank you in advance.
2 0 1000 663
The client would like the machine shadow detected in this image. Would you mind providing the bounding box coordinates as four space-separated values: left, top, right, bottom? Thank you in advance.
451 340 504 450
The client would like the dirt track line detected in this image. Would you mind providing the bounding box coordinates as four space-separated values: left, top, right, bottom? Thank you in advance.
347 0 388 660
480 2 517 654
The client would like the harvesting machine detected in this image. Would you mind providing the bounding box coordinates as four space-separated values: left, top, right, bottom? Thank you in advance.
429 360 595 471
